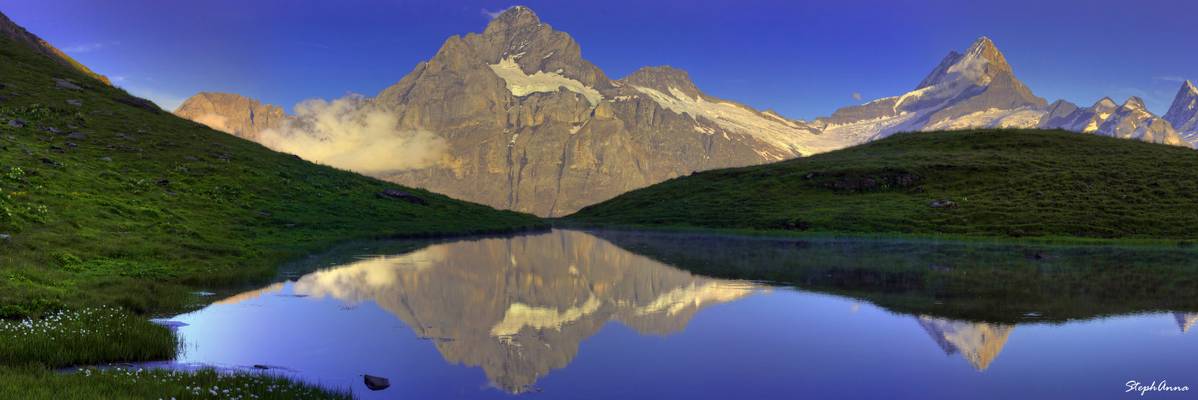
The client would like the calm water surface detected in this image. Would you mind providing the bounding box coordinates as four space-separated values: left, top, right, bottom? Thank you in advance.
153 230 1198 399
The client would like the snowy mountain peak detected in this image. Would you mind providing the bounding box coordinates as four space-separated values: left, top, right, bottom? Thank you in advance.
915 36 1013 90
1165 80 1198 143
1094 97 1118 110
1122 96 1147 110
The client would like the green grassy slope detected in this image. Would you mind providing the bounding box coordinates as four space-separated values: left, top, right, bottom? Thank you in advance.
569 129 1198 241
592 230 1198 324
0 32 543 319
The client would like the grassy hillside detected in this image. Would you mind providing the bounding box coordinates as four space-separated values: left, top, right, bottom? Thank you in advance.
592 230 1198 324
0 33 543 317
569 129 1198 242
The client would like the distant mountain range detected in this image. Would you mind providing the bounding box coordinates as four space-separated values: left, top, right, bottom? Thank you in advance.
175 6 1198 216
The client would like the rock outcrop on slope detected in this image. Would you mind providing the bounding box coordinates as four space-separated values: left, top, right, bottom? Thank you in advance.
174 92 286 140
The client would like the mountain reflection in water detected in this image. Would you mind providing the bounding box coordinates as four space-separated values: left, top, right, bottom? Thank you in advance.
162 229 1198 399
277 230 757 392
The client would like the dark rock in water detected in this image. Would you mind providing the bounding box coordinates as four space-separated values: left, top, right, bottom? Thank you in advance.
929 199 958 209
156 179 170 186
40 157 60 166
66 99 82 107
364 375 390 391
44 126 60 134
49 145 65 153
66 131 87 140
377 189 429 205
148 319 189 331
6 119 25 128
252 364 270 370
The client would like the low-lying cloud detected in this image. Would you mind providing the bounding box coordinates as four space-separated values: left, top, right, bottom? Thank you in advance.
190 113 231 133
258 95 446 174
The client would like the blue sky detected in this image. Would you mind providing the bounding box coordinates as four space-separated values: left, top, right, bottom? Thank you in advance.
1 0 1194 118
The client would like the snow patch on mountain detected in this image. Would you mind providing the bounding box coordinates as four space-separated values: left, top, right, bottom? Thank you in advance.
632 85 844 157
489 57 603 105
925 107 1044 130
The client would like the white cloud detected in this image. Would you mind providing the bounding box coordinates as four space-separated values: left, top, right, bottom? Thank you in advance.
191 113 231 133
1154 76 1188 83
62 41 120 54
257 95 447 174
481 7 509 19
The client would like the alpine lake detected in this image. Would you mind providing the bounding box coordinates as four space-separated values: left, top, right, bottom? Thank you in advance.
140 229 1198 399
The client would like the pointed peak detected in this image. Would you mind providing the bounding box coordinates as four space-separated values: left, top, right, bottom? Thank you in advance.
964 36 1008 68
484 6 542 35
1122 96 1146 109
1095 97 1118 108
969 36 996 51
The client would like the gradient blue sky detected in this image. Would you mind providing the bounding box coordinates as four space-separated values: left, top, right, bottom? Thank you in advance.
1 0 1195 118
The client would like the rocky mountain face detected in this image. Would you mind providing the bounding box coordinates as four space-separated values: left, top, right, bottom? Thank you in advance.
174 7 1194 216
1164 80 1198 143
174 92 286 140
0 11 110 85
365 6 840 216
176 7 840 217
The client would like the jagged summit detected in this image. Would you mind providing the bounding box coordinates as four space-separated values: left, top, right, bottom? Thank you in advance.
965 36 1009 68
621 66 701 98
1165 79 1198 141
484 6 542 35
915 36 1011 90
1122 96 1147 110
1095 97 1118 109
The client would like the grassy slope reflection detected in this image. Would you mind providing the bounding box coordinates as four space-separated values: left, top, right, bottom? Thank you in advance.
284 230 758 393
590 230 1198 324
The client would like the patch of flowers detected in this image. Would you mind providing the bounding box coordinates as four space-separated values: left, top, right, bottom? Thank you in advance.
70 367 352 400
0 306 176 367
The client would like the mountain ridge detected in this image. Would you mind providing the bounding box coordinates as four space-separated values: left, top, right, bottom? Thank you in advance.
173 6 1196 216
